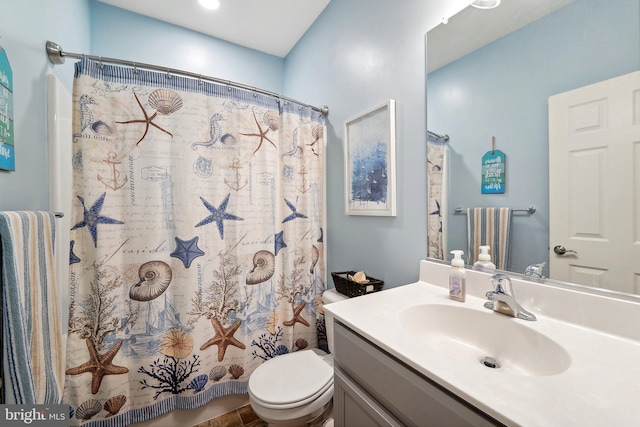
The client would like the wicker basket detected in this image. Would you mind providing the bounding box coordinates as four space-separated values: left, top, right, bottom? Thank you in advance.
331 271 384 298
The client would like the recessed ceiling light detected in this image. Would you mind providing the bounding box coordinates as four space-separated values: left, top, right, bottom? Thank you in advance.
199 0 220 10
470 0 501 9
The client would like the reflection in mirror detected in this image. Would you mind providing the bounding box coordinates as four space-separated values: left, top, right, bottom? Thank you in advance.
424 256 640 304
426 0 640 294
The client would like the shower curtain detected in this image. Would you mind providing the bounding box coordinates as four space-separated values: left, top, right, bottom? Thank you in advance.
63 58 326 426
427 138 447 259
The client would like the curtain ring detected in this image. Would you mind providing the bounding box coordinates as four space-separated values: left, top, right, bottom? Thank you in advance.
132 62 138 75
166 69 171 80
98 56 104 69
198 74 203 86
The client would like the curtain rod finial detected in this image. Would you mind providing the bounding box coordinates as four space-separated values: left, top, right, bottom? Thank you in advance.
46 41 65 65
320 105 329 116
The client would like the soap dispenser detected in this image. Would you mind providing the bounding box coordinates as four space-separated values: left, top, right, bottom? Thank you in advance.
473 245 496 272
449 250 466 302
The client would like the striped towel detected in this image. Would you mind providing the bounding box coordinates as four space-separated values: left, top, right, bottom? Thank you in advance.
466 208 512 270
0 211 64 404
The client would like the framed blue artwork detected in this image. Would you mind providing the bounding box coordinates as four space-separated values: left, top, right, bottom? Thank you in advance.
344 100 396 216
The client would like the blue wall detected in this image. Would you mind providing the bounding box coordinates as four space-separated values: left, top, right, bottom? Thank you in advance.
285 0 468 287
0 0 90 210
427 0 640 274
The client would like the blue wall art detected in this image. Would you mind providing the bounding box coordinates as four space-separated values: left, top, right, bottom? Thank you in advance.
343 100 396 216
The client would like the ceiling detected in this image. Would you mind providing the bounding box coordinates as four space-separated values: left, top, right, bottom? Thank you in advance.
427 0 575 72
96 0 331 58
94 1 575 65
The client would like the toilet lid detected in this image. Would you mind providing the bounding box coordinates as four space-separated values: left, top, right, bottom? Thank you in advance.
249 350 333 409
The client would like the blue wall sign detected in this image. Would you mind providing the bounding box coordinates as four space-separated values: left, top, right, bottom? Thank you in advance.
0 43 14 171
481 149 505 194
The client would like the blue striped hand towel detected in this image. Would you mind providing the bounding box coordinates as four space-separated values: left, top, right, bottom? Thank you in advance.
466 207 512 270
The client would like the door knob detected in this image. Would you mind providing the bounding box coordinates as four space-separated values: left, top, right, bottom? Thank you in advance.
554 245 577 255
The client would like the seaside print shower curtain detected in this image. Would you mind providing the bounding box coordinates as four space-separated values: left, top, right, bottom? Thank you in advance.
427 139 446 259
63 58 326 426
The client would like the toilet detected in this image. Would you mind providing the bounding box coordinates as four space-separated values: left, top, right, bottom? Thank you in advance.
248 288 347 426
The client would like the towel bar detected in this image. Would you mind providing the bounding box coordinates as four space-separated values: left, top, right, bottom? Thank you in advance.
454 206 535 214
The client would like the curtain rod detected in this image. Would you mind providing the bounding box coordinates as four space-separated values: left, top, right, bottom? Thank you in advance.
45 41 329 116
427 130 449 143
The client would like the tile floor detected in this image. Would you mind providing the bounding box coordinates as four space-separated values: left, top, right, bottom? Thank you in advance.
193 404 268 427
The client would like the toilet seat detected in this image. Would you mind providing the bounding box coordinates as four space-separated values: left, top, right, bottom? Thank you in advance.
249 349 333 410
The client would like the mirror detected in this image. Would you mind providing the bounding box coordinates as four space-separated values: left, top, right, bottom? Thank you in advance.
426 0 640 294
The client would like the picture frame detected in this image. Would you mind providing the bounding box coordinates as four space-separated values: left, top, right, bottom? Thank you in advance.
344 99 396 216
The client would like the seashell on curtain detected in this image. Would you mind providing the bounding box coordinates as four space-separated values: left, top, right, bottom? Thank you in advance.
246 250 276 285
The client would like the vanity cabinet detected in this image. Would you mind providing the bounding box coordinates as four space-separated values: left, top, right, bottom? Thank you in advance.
333 321 503 427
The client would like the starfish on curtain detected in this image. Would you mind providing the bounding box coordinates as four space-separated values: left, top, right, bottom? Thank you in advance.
69 240 81 265
65 339 129 394
200 318 246 362
195 194 244 239
283 301 310 327
170 236 205 268
274 231 287 256
116 92 174 145
71 192 124 247
282 198 308 223
240 110 276 155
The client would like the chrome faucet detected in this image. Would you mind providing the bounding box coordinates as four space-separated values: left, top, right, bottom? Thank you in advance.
523 262 546 282
484 273 537 321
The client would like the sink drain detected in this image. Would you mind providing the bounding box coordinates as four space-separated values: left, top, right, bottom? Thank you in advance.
481 356 500 369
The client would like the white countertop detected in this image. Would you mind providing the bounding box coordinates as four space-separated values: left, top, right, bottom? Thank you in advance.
325 261 640 426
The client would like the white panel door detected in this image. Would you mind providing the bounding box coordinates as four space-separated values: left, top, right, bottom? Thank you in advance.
549 70 640 294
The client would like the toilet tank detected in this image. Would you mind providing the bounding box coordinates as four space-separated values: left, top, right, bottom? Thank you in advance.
322 288 348 353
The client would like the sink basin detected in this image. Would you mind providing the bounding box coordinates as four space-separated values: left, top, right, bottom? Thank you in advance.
400 304 571 376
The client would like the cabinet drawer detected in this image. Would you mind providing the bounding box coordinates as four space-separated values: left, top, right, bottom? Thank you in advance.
334 367 403 427
334 321 502 427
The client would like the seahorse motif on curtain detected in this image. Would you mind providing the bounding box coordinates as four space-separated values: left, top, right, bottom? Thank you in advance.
63 57 326 426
